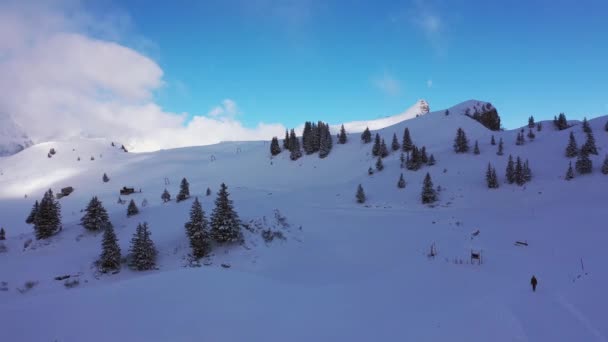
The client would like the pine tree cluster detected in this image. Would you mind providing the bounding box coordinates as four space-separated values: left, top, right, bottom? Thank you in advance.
301 121 333 158
467 103 501 131
527 128 536 140
528 116 535 128
553 113 569 130
581 131 598 155
575 148 593 174
515 130 525 145
371 134 389 158
27 189 62 240
405 145 431 171
161 189 171 203
505 155 532 186
453 128 469 153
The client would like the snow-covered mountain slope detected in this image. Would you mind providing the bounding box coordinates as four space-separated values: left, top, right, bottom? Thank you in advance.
337 99 431 133
0 112 33 157
1 101 608 342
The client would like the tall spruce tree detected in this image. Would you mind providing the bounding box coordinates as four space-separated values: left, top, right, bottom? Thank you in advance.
497 138 504 156
185 197 210 259
582 131 598 155
402 128 413 152
356 184 366 203
420 146 428 164
473 140 480 155
0 228 5 240
486 163 499 189
391 133 400 151
128 222 157 271
372 133 381 156
176 178 190 202
506 155 515 184
528 116 535 128
98 224 121 273
26 200 39 224
270 137 281 156
453 128 469 153
576 149 593 174
397 173 406 188
515 157 525 185
601 155 608 175
210 183 241 243
81 196 111 231
379 139 389 158
523 160 532 183
127 199 139 217
421 173 437 204
527 128 536 140
289 133 302 160
161 188 171 203
565 132 578 157
491 135 496 145
428 154 436 166
283 130 290 150
565 162 575 180
537 122 543 132
319 123 333 158
375 156 384 171
582 117 591 133
361 127 372 143
302 122 313 154
34 189 62 240
338 125 347 144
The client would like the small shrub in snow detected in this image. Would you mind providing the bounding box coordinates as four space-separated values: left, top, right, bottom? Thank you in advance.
18 281 38 294
261 229 285 243
64 279 80 288
368 167 374 175
397 173 406 188
473 140 480 155
161 189 171 203
537 122 543 131
141 199 148 207
206 187 212 196
127 199 139 217
491 135 496 145
428 154 436 166
375 156 384 171
102 173 110 182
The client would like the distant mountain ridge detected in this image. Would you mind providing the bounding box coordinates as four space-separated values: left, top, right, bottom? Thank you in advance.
0 113 33 157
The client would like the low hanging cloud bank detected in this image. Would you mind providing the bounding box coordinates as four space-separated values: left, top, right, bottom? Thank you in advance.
0 1 285 152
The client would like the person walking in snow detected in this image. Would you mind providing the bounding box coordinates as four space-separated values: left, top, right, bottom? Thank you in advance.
531 275 538 292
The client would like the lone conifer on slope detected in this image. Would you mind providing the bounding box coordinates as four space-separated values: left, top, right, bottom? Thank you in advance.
210 183 242 244
453 128 469 153
0 228 5 240
375 156 384 171
270 137 281 156
391 133 400 151
497 138 504 156
102 173 110 183
361 127 372 143
565 131 578 158
356 184 366 203
582 131 598 155
338 125 347 144
486 163 499 189
528 116 535 128
428 154 436 166
565 162 575 180
34 189 62 240
176 177 190 202
206 187 212 196
185 197 210 259
129 222 157 271
372 133 381 156
26 200 39 224
506 155 515 184
127 199 139 217
98 224 121 273
554 113 569 130
491 135 496 145
473 140 480 155
397 173 406 188
601 155 608 175
421 173 437 204
576 149 593 174
582 117 591 133
161 189 171 203
81 196 111 231
402 128 413 152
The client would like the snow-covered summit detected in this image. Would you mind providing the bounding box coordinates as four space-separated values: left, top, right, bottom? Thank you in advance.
338 99 431 134
0 113 33 157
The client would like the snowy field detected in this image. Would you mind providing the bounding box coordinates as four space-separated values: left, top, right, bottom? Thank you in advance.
1 101 607 341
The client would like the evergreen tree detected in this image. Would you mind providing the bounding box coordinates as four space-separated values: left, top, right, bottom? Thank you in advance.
102 173 110 183
582 131 598 155
515 157 525 185
289 133 302 160
605 120 608 132
565 132 578 158
26 200 39 224
406 146 422 171
161 189 171 203
368 167 374 175
302 122 313 154
0 227 5 240
391 133 400 151
402 128 413 152
289 129 298 152
515 131 525 145
582 117 591 133
473 140 480 155
523 160 532 183
206 187 212 196
338 124 347 144
319 122 333 158
34 189 62 240
554 113 569 130
565 162 575 180
576 149 593 174
497 138 504 156
601 155 608 175
486 163 499 189
400 152 405 168
491 135 496 145
372 133 381 156
428 154 436 166
311 122 321 152
453 128 469 153
210 183 242 243
270 137 281 156
397 173 406 188
356 184 366 204
528 116 535 128
283 130 290 150
361 127 372 143
527 128 535 140
185 197 210 259
375 156 384 171
420 146 428 164
421 173 437 204
98 224 121 273
176 177 190 202
379 139 389 158
128 222 157 271
537 122 543 132
506 155 515 184
127 199 139 217
81 196 111 231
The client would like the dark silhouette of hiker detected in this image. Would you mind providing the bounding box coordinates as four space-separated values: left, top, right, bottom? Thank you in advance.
531 275 538 292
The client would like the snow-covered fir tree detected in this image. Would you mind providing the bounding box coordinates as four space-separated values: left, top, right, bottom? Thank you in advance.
210 183 242 244
302 122 313 154
372 133 381 156
98 224 121 273
582 117 591 133
283 130 290 150
34 189 62 240
185 197 210 259
391 133 400 151
26 200 39 224
81 196 112 231
270 137 281 156
486 163 499 189
428 154 436 166
102 173 110 182
491 135 496 145
402 127 413 152
497 138 504 156
601 155 608 175
565 162 575 180
406 146 423 171
565 132 578 158
515 157 525 185
161 189 171 203
581 131 598 155
421 173 437 204
453 128 469 153
128 222 157 271
576 149 593 174
375 156 384 171
506 155 515 184
473 140 480 155
379 139 389 158
356 184 366 203
338 124 347 144
361 127 372 143
127 199 139 217
319 122 333 158
397 173 406 188
289 132 302 160
528 116 535 128
176 177 190 202
0 227 5 240
554 113 569 130
527 128 535 140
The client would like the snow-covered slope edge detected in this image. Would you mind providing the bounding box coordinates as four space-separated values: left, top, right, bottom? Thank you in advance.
0 113 33 157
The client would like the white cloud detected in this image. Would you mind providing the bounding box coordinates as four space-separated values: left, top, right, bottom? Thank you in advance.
0 1 285 152
373 72 401 96
427 79 433 88
405 0 447 55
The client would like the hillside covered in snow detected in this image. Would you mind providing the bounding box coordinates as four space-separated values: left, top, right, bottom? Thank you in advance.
1 100 607 342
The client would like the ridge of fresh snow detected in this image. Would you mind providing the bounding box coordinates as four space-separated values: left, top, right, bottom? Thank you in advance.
0 112 33 157
336 99 431 133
